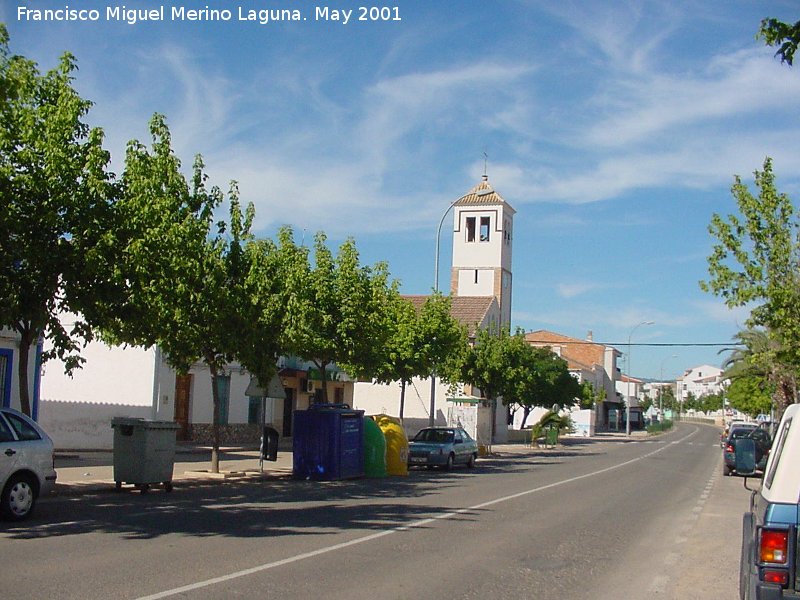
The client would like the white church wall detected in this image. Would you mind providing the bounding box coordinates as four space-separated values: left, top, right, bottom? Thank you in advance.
353 377 453 438
457 269 495 297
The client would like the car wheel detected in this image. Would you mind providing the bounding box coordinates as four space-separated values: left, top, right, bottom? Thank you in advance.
444 453 454 471
723 464 732 476
467 454 476 468
1 473 38 521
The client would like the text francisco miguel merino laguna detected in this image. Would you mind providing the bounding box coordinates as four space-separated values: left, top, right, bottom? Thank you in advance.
16 5 396 25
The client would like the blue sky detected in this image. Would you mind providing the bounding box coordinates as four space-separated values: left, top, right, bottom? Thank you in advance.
5 1 800 382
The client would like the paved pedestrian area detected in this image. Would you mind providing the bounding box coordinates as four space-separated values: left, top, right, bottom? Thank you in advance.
51 430 648 495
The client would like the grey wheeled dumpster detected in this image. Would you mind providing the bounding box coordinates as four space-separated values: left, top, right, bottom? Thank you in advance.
111 418 179 493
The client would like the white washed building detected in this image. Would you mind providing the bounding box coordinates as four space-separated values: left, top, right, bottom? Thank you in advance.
676 364 725 402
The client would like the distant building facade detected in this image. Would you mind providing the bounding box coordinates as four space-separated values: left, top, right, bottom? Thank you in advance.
676 364 725 403
524 330 621 430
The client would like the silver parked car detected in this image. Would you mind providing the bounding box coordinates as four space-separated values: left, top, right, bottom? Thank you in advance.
407 426 479 470
0 408 57 520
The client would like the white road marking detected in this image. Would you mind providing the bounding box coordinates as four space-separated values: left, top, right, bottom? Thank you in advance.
137 429 700 600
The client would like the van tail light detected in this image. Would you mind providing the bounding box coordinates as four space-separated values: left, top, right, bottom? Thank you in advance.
760 529 789 563
726 444 734 453
763 570 789 585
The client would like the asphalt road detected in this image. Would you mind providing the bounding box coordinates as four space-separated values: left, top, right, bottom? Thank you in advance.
1 423 750 599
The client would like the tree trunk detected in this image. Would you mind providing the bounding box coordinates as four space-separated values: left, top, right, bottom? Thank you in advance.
315 359 330 403
520 406 532 429
17 326 36 417
209 361 221 473
774 374 796 421
399 380 406 421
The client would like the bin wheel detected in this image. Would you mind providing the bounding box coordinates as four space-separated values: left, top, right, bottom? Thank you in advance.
164 482 173 493
115 481 122 492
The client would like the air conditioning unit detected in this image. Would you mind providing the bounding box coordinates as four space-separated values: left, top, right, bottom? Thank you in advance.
304 379 314 393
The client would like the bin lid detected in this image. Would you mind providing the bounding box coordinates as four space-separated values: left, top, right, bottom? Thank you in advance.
111 417 179 430
111 417 145 427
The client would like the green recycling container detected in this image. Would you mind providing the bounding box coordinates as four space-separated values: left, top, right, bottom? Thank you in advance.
545 425 558 446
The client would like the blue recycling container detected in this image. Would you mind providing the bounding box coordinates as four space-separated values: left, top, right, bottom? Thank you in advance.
292 404 365 480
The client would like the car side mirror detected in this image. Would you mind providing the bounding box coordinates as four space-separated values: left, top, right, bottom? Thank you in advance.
734 438 762 478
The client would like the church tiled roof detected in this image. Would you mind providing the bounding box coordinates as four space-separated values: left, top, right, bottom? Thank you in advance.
401 295 497 336
454 176 516 214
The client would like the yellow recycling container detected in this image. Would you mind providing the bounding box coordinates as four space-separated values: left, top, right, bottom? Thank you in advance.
371 414 408 476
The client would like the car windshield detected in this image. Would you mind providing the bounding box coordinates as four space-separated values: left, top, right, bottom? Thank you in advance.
414 429 455 443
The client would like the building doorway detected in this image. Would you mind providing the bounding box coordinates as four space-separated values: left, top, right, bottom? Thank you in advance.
174 374 192 441
282 388 295 438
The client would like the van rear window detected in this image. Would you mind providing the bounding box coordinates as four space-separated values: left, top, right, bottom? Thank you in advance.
765 418 791 490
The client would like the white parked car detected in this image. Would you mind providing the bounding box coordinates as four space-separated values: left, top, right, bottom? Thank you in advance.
0 408 57 520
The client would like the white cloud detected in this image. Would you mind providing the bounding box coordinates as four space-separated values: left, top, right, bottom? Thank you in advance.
690 299 753 328
556 281 604 299
585 49 800 148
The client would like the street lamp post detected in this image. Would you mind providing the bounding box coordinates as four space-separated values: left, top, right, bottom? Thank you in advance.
429 195 464 427
627 320 654 436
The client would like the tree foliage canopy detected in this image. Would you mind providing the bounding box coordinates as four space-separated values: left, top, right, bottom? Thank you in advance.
0 24 113 415
279 230 397 402
371 293 467 418
462 328 580 428
759 17 800 65
701 159 799 416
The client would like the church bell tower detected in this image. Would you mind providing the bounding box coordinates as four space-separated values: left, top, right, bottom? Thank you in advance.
451 175 515 328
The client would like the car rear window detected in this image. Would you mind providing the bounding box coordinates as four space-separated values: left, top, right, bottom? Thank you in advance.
415 429 455 443
731 428 770 443
3 412 41 441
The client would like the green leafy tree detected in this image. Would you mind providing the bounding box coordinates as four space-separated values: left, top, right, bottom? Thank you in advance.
509 347 581 429
726 376 772 418
462 329 579 431
578 381 606 411
681 392 697 414
281 231 395 403
0 26 114 415
699 391 724 414
461 328 527 433
720 328 795 418
578 381 595 410
239 232 295 393
759 17 800 65
701 158 800 417
91 115 285 472
659 385 677 413
371 293 467 420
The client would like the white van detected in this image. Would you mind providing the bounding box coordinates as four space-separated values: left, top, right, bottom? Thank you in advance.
737 403 800 599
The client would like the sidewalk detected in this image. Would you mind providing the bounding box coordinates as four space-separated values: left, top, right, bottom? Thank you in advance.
53 444 295 495
51 430 650 495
